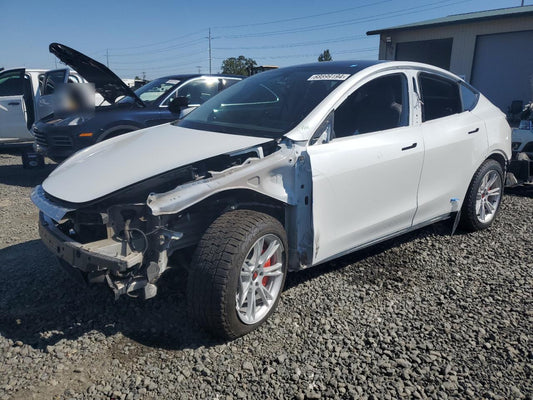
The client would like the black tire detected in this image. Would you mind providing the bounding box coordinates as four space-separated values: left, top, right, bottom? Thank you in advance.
460 159 504 232
187 210 288 339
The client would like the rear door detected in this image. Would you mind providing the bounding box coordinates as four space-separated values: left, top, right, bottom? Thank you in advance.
0 68 32 141
412 73 488 225
36 68 70 120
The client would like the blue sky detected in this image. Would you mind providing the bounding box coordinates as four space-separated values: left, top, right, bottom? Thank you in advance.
1 0 530 79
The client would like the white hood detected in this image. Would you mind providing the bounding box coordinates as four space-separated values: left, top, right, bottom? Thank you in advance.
42 124 271 204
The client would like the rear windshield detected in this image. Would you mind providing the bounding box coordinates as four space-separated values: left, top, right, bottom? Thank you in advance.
177 67 349 138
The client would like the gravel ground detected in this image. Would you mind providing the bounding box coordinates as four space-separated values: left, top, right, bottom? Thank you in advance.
0 151 531 400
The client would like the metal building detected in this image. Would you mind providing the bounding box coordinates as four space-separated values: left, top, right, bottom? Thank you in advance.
367 6 533 112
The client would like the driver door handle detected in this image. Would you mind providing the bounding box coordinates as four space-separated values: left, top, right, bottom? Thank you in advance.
401 142 417 151
468 128 479 134
8 102 20 106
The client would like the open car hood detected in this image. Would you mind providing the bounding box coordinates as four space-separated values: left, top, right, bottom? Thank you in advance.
49 42 144 107
42 124 271 204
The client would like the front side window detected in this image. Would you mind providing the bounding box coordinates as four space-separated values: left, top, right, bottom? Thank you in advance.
121 78 180 104
419 73 461 122
333 73 409 138
0 70 24 96
162 77 221 106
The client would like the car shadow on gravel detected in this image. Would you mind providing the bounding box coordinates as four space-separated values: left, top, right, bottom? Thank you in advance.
284 219 454 290
0 240 224 351
0 220 458 351
0 163 56 188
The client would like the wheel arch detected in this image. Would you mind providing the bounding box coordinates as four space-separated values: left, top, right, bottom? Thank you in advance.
163 187 312 272
464 151 507 200
182 188 288 229
486 151 508 172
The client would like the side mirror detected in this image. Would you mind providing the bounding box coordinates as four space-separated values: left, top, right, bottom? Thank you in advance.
168 96 189 114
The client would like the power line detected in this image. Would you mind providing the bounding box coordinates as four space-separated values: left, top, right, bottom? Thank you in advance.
98 0 463 57
212 47 379 61
109 37 206 57
111 57 207 71
213 0 392 29
93 0 477 77
105 29 206 51
109 49 206 65
215 35 370 50
208 28 212 74
219 0 470 39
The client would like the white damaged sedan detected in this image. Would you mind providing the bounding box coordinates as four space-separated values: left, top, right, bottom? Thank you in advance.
32 61 511 338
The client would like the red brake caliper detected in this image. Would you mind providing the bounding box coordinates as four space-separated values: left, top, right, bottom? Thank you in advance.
262 245 272 287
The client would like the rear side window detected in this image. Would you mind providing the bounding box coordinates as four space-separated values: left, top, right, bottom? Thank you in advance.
419 73 461 122
459 82 479 111
334 73 409 138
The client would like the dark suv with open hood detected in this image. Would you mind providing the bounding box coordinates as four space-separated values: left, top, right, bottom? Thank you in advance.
33 43 242 162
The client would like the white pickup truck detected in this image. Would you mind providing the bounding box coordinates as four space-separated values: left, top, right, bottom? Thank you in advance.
0 67 86 146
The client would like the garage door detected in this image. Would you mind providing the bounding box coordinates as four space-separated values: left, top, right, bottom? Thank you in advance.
471 30 533 112
396 38 453 70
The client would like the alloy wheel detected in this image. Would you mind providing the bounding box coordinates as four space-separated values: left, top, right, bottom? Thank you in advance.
236 234 285 325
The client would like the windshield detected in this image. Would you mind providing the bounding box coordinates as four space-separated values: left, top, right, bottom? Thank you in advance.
118 77 180 104
177 67 348 138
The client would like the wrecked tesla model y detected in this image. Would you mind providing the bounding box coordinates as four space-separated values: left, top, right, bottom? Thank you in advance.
32 61 511 338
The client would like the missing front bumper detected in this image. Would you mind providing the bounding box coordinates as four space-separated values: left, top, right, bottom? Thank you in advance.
39 212 143 273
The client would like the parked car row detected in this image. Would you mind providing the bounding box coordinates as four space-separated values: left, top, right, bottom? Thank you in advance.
31 59 512 338
0 43 243 162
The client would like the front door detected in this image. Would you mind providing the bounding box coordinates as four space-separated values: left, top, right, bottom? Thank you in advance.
0 69 32 141
307 72 424 264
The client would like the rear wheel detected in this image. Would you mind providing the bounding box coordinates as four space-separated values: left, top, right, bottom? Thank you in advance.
187 210 288 339
460 159 503 231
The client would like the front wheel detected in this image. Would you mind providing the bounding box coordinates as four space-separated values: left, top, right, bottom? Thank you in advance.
460 159 504 231
187 210 288 339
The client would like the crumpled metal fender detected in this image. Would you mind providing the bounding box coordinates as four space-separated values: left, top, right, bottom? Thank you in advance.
146 143 299 216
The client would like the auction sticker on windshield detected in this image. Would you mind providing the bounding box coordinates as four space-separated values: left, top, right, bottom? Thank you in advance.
308 74 350 81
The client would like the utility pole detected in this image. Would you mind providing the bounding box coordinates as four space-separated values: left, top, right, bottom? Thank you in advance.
208 28 212 74
521 0 524 6
196 66 202 74
106 49 109 67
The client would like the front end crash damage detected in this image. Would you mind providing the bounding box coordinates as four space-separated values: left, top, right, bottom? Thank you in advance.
32 139 314 299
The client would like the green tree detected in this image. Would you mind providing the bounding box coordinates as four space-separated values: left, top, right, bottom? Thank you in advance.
221 55 257 76
318 49 332 62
